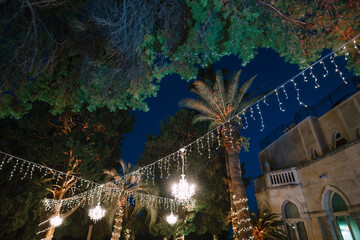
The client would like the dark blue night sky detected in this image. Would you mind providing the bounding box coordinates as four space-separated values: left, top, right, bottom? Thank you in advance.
121 48 354 212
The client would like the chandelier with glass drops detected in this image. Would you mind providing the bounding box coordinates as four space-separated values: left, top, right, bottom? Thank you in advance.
171 148 195 202
166 212 178 225
49 215 63 227
89 203 106 223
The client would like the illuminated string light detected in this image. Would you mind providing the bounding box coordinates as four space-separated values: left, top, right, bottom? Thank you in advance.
275 90 285 112
343 46 349 60
256 102 265 131
21 163 30 180
330 55 347 84
354 40 360 54
207 134 211 159
309 66 320 88
282 85 288 99
9 159 19 180
320 60 328 77
263 97 269 106
250 107 255 120
291 79 307 107
216 128 221 149
302 71 308 82
242 112 249 129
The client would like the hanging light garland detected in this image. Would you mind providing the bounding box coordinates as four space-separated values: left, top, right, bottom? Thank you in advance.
171 148 195 203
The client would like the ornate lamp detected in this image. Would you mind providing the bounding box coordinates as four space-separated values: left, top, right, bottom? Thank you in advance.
49 215 63 227
171 148 195 202
89 203 106 223
166 212 178 225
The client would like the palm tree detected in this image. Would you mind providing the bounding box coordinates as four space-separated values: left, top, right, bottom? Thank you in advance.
104 160 157 240
250 211 288 240
180 69 262 240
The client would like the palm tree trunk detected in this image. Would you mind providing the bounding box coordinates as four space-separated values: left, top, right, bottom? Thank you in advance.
228 150 252 240
111 199 125 240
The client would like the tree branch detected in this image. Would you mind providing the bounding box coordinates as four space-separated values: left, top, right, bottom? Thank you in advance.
258 0 307 25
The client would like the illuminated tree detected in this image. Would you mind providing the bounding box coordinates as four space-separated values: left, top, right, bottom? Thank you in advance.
180 69 263 239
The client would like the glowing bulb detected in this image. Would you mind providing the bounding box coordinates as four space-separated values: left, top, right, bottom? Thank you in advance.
166 212 178 225
49 215 63 227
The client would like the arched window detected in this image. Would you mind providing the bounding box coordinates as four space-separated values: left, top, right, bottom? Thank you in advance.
328 193 360 240
283 202 308 240
332 132 347 148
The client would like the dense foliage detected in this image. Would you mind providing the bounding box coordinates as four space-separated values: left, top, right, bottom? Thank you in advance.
1 0 359 118
0 102 134 239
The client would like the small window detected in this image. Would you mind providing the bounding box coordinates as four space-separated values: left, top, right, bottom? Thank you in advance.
332 132 347 148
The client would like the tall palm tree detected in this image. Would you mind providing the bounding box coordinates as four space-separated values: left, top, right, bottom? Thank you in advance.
250 211 288 240
180 69 262 240
104 160 157 240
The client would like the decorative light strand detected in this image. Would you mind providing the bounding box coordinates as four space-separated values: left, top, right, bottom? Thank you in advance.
330 55 347 84
354 40 360 54
320 60 329 77
309 66 320 88
343 46 349 60
275 90 285 112
282 85 288 99
291 79 307 107
250 107 255 120
302 71 308 82
242 113 249 129
256 102 265 131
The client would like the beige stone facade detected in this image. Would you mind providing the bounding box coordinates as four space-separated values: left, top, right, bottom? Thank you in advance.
254 83 360 240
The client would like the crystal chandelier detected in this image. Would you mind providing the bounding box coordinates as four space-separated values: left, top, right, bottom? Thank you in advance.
49 215 63 227
171 148 195 202
89 204 106 222
166 212 178 225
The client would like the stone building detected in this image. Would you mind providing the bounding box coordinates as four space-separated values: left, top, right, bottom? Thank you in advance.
253 78 360 240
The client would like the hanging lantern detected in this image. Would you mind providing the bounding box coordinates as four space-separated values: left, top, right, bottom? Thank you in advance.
49 215 63 227
171 148 195 202
166 212 178 225
89 204 106 222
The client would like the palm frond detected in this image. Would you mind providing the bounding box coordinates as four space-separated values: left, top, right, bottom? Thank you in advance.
191 81 226 119
192 114 218 124
214 74 226 111
180 98 219 119
232 75 257 114
227 70 241 107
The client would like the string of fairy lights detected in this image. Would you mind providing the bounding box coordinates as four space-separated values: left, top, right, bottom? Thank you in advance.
0 33 359 239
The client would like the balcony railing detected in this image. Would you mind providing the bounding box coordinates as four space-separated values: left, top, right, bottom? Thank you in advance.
266 167 300 187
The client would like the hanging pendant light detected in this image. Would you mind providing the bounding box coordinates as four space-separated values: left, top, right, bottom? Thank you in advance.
49 215 63 227
166 212 178 225
171 148 195 202
89 203 106 223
